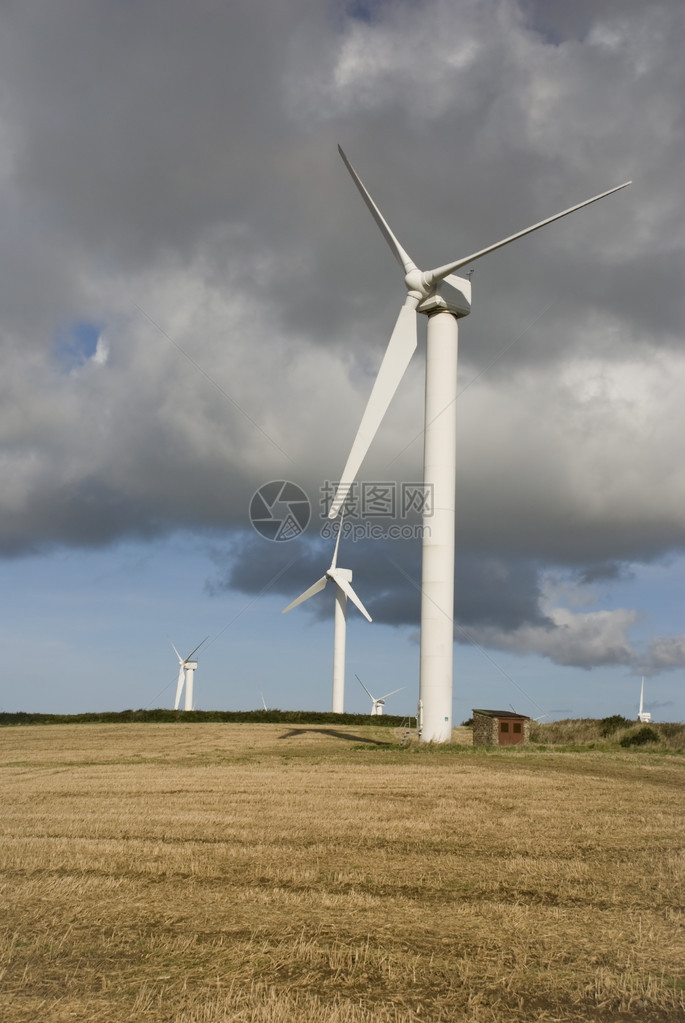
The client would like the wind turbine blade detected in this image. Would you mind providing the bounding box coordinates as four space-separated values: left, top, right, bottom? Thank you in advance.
282 575 328 613
329 300 418 518
174 666 185 711
338 146 416 273
171 641 183 664
184 636 210 663
379 687 405 701
329 569 373 622
329 514 344 571
355 674 375 701
427 181 632 283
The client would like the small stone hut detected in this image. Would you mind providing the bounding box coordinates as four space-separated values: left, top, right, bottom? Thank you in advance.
472 709 531 746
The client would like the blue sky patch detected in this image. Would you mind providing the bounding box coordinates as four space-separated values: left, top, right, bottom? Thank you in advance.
53 321 103 371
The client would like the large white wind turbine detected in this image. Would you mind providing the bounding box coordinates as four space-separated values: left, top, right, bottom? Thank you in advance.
355 674 405 716
329 146 630 742
282 525 372 713
171 638 207 711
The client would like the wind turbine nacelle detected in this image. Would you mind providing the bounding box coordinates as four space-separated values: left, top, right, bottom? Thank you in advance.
185 661 198 671
638 712 652 723
418 277 471 319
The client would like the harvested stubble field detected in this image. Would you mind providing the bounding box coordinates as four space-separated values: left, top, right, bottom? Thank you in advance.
1 724 683 1023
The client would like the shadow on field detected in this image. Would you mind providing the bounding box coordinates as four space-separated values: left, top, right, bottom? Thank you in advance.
279 727 390 746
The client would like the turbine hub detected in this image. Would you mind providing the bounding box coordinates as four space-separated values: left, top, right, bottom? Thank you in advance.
404 267 433 300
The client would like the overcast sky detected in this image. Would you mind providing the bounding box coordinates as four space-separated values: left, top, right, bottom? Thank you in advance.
1 0 683 721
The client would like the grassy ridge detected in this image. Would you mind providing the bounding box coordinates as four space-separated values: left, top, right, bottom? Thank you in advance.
0 708 410 728
3 711 683 752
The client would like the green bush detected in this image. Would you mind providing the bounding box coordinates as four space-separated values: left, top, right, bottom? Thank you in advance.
620 725 660 747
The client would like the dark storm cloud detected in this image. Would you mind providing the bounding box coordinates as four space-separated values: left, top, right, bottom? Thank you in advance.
211 529 656 671
0 1 325 259
521 0 680 46
577 563 631 585
214 529 548 633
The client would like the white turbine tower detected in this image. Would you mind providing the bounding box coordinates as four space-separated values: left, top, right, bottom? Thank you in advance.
356 674 405 716
638 677 652 723
329 146 630 743
282 525 372 713
171 638 207 711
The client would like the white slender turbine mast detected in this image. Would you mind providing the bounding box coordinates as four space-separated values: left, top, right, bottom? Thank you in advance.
329 146 630 743
356 674 405 716
282 523 372 712
171 638 207 711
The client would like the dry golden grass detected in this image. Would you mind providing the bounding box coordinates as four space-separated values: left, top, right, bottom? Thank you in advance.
1 723 683 1022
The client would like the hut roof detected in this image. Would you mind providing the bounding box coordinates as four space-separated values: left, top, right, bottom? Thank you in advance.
472 709 531 720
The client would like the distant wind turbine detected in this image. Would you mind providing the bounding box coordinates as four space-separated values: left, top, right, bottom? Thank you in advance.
637 677 652 723
171 638 208 711
328 145 630 742
282 524 372 713
356 674 405 716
